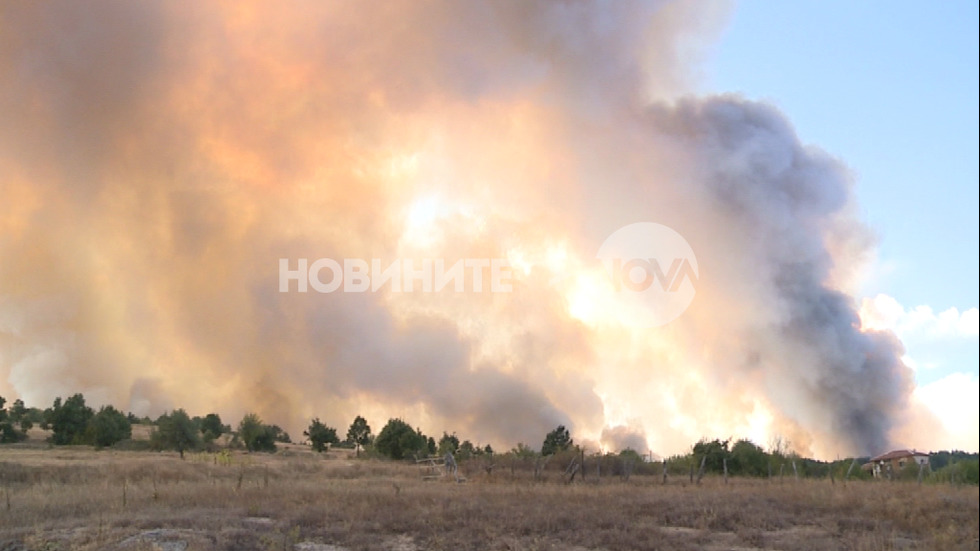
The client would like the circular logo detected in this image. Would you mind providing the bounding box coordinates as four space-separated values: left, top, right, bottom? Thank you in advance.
596 222 698 327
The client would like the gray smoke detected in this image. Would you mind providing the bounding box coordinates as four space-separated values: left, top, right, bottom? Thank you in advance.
640 97 914 454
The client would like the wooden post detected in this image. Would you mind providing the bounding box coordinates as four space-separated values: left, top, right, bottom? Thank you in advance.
696 455 707 485
792 460 798 481
622 458 635 483
844 458 856 481
723 457 728 484
662 459 668 485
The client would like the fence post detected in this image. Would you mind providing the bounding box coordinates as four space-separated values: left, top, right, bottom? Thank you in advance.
844 458 856 482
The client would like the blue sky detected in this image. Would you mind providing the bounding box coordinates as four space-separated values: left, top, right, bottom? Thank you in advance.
705 1 979 396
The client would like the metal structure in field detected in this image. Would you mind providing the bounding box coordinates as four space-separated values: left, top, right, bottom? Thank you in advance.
417 452 465 483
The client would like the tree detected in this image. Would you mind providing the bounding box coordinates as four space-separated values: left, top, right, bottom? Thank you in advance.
153 409 200 459
374 418 427 460
9 399 32 432
86 405 132 448
729 439 768 477
346 415 372 457
458 440 479 460
269 425 292 444
200 413 226 442
238 412 277 452
768 434 791 460
47 394 95 445
693 438 731 473
0 396 28 443
304 418 339 452
511 442 537 458
438 432 460 455
541 425 572 456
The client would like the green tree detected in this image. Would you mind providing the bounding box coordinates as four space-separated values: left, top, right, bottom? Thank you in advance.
458 439 479 460
374 418 427 460
541 425 572 456
346 415 372 457
8 399 32 432
0 396 28 443
86 405 132 448
269 425 292 443
153 409 200 459
729 439 768 477
200 412 226 442
692 438 731 473
47 394 95 445
304 418 339 452
238 412 277 452
438 432 460 455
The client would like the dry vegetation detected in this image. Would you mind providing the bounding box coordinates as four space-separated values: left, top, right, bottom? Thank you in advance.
0 444 977 551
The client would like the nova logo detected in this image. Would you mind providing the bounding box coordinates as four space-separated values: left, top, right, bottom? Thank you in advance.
608 257 698 292
597 222 698 328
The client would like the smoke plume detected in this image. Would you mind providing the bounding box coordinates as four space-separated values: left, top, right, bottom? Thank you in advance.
0 1 918 457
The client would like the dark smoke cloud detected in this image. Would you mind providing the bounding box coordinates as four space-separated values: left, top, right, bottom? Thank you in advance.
635 97 915 454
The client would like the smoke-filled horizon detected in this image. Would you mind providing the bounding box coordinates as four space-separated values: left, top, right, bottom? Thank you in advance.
0 1 938 458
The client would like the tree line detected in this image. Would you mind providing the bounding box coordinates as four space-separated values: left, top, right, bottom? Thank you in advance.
0 393 572 460
1 393 976 484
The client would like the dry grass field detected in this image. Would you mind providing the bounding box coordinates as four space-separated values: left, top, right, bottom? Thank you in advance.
0 444 977 551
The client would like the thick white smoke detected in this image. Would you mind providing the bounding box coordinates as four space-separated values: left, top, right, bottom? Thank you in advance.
0 1 921 457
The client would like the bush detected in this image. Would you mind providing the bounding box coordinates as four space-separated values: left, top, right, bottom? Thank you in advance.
928 460 979 485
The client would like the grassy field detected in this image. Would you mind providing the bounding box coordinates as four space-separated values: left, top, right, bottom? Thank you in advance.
0 444 977 551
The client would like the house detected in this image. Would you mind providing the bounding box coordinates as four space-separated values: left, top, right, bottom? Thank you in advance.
862 449 930 478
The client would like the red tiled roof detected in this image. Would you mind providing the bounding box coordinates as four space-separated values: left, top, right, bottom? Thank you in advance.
869 449 928 462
